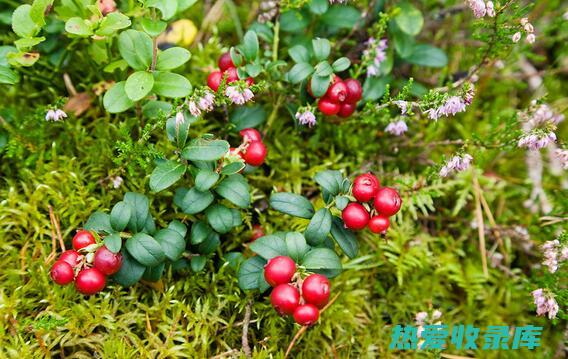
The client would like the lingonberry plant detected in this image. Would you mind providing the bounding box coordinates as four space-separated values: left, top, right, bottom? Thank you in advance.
1 0 567 357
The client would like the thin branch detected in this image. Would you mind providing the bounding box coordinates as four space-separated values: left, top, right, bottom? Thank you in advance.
242 300 253 358
472 172 489 277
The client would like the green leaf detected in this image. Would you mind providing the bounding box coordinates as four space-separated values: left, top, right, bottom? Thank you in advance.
309 0 328 14
215 174 250 208
152 71 192 98
304 208 332 246
330 216 358 258
147 0 177 20
205 204 242 234
143 263 165 281
242 30 259 61
110 201 131 232
12 5 40 38
288 45 310 63
141 18 167 37
190 221 213 245
285 232 309 263
191 256 207 272
154 228 186 261
270 192 314 219
314 170 343 195
314 61 333 77
14 37 45 51
301 248 342 278
195 169 219 191
0 46 17 67
112 250 145 287
118 30 153 70
174 187 214 215
312 38 330 61
393 29 415 58
96 12 131 36
230 105 266 130
310 75 331 98
238 256 266 290
65 17 93 37
149 160 186 193
394 2 423 36
178 0 198 12
104 233 122 253
181 139 229 161
335 195 349 210
332 57 351 72
84 211 113 234
245 63 262 77
288 63 314 84
156 47 191 70
321 6 361 29
221 161 245 175
249 235 287 260
125 233 165 267
123 192 150 233
166 112 193 148
279 10 310 33
168 220 187 238
406 44 448 68
125 71 154 101
103 59 128 73
103 81 135 113
0 66 18 85
363 76 391 101
196 232 220 255
30 0 53 26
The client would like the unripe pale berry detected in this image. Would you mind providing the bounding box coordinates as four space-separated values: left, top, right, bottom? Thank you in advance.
341 203 369 230
338 102 356 118
326 81 348 103
72 230 96 251
264 256 296 287
218 52 234 72
293 304 320 326
344 78 362 104
301 274 330 308
50 261 75 285
75 268 106 295
207 71 223 92
368 215 390 234
239 128 262 142
94 246 123 275
270 284 300 315
59 250 80 267
352 173 380 202
242 141 267 166
318 98 340 116
373 187 402 216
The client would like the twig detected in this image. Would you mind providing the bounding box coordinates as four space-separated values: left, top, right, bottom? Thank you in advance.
63 73 77 97
210 349 240 359
472 172 489 278
478 190 508 263
48 206 65 263
284 292 341 358
242 300 253 358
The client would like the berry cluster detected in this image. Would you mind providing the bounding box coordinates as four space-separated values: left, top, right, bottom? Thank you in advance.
264 256 331 326
207 52 254 92
230 128 268 167
312 76 362 118
50 230 122 295
342 173 402 234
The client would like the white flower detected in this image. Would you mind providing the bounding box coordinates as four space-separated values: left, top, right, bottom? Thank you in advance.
45 109 67 121
110 175 123 189
175 111 185 126
512 32 522 43
486 1 495 17
431 310 442 320
188 101 201 117
415 312 428 325
526 33 536 44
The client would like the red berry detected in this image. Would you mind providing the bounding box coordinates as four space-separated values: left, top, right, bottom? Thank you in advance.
251 225 264 241
373 187 402 216
75 268 106 295
239 128 262 142
352 173 380 202
293 304 320 326
207 71 223 91
341 203 369 230
270 284 300 315
59 250 80 267
50 261 75 285
344 78 362 104
326 81 348 103
318 98 340 116
72 230 96 251
218 52 234 72
245 77 254 86
224 67 239 83
94 246 123 275
301 274 330 308
338 102 356 118
368 215 390 234
264 256 296 287
242 141 267 166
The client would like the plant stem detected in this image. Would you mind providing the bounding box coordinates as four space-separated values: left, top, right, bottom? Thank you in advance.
272 21 280 62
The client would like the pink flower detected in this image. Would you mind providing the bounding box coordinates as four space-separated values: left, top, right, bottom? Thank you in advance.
295 109 317 127
198 90 215 112
440 154 473 177
555 149 568 169
512 32 522 43
532 289 559 319
385 120 408 136
188 101 201 117
110 175 123 189
175 112 185 126
364 38 388 77
415 312 428 325
431 310 442 320
526 33 536 44
426 96 468 120
518 132 556 150
486 1 495 17
225 86 254 105
467 0 486 18
98 0 117 15
393 100 409 115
